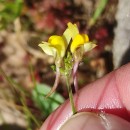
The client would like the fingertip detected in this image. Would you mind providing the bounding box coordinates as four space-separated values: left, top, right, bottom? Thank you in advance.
60 112 106 130
60 112 130 130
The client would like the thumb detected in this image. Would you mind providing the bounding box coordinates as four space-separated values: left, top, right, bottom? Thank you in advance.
60 112 130 130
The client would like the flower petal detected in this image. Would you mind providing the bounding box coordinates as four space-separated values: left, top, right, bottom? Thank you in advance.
48 35 67 57
67 22 79 39
70 34 89 53
63 28 72 45
38 42 56 57
82 34 89 43
84 42 97 52
63 22 79 45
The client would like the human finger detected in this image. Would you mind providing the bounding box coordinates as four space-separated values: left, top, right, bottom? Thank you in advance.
40 63 130 130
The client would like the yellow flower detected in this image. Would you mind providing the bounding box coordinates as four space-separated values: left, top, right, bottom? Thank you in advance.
66 23 96 95
39 22 96 65
48 35 67 58
38 35 69 97
70 34 89 53
39 35 68 67
38 23 77 66
39 35 66 57
66 22 96 55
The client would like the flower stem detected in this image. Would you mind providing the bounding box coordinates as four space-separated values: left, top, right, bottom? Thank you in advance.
66 75 77 115
45 67 60 98
73 61 79 93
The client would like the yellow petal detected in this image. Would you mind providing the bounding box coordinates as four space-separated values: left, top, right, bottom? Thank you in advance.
63 28 72 45
70 34 89 53
62 22 79 45
84 42 97 52
82 34 89 42
48 35 67 57
38 42 56 57
67 22 79 39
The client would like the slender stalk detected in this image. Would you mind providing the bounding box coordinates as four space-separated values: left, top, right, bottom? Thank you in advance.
88 0 108 27
21 97 40 127
66 76 77 114
73 61 79 93
29 62 37 88
45 67 60 98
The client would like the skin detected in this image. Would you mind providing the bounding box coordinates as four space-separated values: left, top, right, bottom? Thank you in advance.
40 63 130 130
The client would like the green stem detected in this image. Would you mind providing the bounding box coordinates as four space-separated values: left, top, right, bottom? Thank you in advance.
66 76 77 114
88 0 108 27
21 97 40 127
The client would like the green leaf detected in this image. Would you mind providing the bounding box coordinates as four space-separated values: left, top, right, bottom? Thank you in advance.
32 83 64 117
88 0 108 27
0 0 23 29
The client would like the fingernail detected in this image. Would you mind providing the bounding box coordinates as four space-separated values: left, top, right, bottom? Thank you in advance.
60 112 106 130
60 112 130 130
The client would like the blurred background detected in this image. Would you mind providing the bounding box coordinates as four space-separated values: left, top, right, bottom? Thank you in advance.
0 0 130 130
